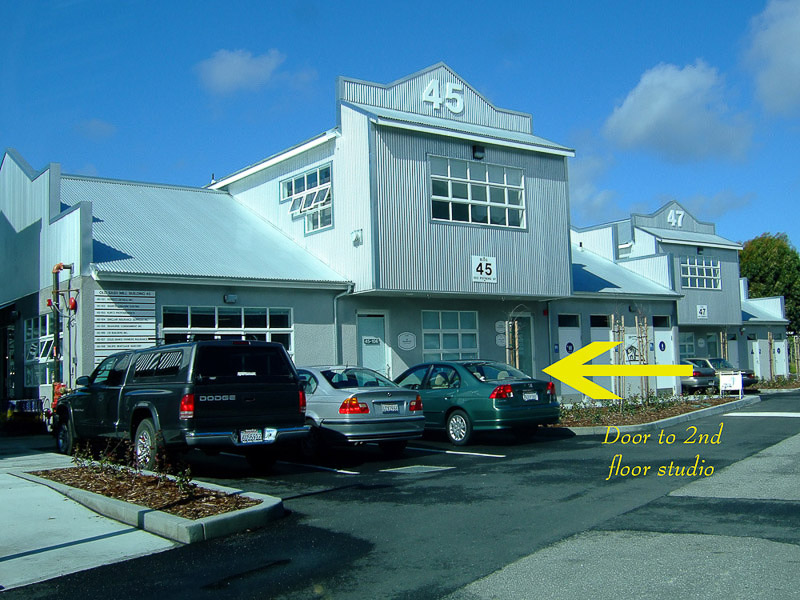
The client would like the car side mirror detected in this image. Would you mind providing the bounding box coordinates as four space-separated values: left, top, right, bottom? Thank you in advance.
76 375 91 387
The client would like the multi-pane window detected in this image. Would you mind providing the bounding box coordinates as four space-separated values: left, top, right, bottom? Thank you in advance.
24 314 58 387
162 306 294 356
679 332 695 359
422 310 478 360
681 257 721 290
281 164 332 233
429 156 525 228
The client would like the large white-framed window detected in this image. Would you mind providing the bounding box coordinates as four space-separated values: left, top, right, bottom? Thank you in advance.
281 163 332 234
161 306 294 357
679 332 695 359
680 257 721 290
422 310 479 360
429 155 525 228
23 314 58 388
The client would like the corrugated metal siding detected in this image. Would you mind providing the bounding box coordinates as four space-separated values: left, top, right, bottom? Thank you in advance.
630 229 657 257
671 247 743 325
617 255 673 289
0 153 49 232
372 127 572 296
226 110 374 291
339 65 531 134
571 227 615 260
41 207 83 288
632 202 715 234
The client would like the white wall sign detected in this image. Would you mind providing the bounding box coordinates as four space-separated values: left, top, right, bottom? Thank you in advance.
495 320 506 334
697 305 708 319
472 255 497 283
496 333 507 348
397 332 417 351
94 290 156 364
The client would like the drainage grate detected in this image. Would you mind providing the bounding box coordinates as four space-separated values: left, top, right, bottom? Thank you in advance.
379 465 455 474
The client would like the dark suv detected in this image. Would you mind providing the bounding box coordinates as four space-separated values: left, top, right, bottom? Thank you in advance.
53 340 308 470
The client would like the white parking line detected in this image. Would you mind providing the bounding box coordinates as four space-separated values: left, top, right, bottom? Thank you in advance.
728 412 800 418
406 447 506 458
277 461 360 475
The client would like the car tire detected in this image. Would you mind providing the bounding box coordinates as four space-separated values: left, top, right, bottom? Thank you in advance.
446 409 473 446
379 440 408 458
246 448 277 472
55 416 76 455
301 424 325 459
133 418 161 471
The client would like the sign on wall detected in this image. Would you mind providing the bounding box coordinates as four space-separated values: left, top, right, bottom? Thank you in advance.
94 290 156 364
472 255 497 284
397 332 417 351
697 305 708 319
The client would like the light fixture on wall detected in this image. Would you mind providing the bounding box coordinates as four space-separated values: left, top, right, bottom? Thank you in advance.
472 145 485 160
223 294 238 304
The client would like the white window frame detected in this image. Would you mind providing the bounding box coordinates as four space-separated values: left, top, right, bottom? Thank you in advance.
23 314 58 388
679 332 695 359
161 306 294 357
680 257 721 290
421 310 479 361
281 163 332 234
429 155 525 229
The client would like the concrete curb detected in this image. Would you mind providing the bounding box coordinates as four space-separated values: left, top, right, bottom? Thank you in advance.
11 471 285 544
565 395 762 436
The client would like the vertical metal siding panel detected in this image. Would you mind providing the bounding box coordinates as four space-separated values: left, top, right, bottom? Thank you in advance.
373 128 571 297
618 255 672 289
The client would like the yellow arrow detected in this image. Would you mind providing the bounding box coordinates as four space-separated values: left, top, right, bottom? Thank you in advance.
542 341 692 400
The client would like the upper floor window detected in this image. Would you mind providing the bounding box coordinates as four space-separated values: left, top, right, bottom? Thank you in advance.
429 156 525 229
281 164 332 233
680 257 721 290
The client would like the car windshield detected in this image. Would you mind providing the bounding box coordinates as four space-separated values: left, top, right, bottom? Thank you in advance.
321 368 395 389
462 362 530 382
708 358 735 369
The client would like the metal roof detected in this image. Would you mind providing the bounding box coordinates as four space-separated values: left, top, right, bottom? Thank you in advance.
60 175 349 285
572 245 679 298
741 298 788 324
359 105 575 157
638 226 742 250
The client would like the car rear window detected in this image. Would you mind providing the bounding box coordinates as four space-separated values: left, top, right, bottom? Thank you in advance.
194 346 295 383
321 368 395 389
463 362 529 381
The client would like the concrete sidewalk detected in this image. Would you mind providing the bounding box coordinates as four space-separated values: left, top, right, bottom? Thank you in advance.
0 434 176 591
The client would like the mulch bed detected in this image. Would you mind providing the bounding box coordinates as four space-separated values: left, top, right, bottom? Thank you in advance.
30 467 260 519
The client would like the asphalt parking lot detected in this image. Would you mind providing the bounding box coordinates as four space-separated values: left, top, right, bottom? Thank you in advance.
4 392 800 599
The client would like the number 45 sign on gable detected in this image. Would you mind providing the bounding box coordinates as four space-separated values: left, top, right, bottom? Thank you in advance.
472 255 497 284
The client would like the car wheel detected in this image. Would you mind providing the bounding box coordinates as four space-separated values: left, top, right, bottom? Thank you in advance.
55 417 76 455
446 409 472 446
246 448 277 472
133 419 161 471
301 424 325 459
379 440 408 458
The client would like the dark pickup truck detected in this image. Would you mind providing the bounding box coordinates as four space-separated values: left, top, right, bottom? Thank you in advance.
52 340 308 470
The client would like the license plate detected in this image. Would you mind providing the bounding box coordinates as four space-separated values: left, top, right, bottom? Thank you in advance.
381 403 399 413
523 391 539 402
240 429 263 443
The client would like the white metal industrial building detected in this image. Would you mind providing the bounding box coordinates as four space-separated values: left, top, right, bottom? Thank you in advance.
0 63 789 410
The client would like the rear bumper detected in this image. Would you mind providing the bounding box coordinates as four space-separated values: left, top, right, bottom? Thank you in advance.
318 415 425 443
473 403 561 430
183 425 309 447
682 376 715 390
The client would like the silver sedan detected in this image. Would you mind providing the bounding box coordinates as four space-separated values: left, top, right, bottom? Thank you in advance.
297 366 425 457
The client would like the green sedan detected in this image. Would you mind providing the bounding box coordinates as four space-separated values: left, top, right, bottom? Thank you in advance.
394 360 559 445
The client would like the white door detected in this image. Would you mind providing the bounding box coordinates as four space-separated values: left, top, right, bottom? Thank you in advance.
557 322 582 396
589 326 613 396
654 329 676 393
774 340 788 377
357 314 389 377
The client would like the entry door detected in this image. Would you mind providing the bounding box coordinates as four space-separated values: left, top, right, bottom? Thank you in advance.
653 329 676 392
357 314 389 377
507 316 534 376
557 317 582 395
749 340 762 379
589 325 613 396
774 340 788 377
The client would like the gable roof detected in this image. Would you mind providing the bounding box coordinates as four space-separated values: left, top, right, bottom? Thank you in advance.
572 245 679 298
60 175 349 286
637 226 742 250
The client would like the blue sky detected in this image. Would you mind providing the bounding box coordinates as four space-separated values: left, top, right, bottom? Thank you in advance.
2 0 799 247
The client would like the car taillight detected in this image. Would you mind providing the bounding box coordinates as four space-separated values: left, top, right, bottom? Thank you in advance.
299 389 307 414
179 393 194 419
546 381 556 396
490 384 514 399
409 395 423 411
339 396 369 414
693 370 702 377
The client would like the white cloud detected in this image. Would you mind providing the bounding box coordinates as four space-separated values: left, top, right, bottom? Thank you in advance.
603 61 752 162
746 0 800 116
678 190 755 221
75 118 116 141
569 153 624 225
195 49 286 95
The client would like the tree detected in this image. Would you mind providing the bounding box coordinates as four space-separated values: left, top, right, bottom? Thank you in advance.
739 233 800 333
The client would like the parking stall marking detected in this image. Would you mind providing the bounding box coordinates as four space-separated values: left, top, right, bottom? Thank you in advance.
379 465 456 474
406 446 507 458
276 461 360 475
728 412 800 418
